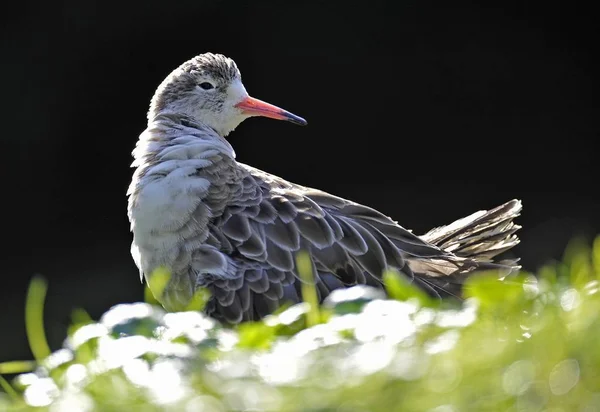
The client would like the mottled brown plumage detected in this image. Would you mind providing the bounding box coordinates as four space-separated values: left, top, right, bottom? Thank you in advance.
128 53 522 323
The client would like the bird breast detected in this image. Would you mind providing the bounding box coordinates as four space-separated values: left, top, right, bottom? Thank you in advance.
127 116 237 279
128 157 214 273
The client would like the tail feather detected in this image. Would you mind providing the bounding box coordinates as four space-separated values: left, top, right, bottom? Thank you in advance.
420 199 522 264
407 199 523 298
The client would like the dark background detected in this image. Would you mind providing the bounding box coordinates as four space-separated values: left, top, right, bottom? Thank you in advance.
2 0 598 361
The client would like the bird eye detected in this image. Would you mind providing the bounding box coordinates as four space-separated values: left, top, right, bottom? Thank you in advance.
199 82 214 90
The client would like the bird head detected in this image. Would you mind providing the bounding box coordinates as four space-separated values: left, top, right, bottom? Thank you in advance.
148 53 307 137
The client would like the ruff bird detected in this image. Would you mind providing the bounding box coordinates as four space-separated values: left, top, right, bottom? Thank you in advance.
127 53 522 323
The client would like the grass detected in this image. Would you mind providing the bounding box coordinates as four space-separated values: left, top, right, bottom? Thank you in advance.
1 236 600 411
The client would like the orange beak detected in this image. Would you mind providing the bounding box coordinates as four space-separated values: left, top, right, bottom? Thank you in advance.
235 96 307 126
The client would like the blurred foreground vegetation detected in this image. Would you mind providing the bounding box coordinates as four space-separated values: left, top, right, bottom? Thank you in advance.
1 236 600 411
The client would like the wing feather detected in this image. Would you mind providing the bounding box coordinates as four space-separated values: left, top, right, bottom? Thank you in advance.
202 163 520 324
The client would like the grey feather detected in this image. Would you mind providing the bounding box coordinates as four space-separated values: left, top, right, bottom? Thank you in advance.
336 217 369 255
345 220 387 277
221 213 251 241
311 242 350 274
270 196 298 223
266 269 286 282
323 213 344 240
265 238 294 271
295 215 336 249
264 279 284 300
264 218 301 250
247 272 270 293
245 269 263 282
238 283 251 312
237 225 266 258
294 196 325 218
254 200 278 224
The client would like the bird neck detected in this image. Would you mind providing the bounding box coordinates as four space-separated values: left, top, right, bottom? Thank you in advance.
135 112 236 162
128 112 237 199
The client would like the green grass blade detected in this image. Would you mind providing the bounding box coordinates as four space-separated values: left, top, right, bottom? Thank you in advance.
144 267 171 306
71 307 93 325
184 287 211 312
0 361 36 375
0 374 19 400
25 275 51 363
593 235 600 278
383 268 434 306
296 251 320 327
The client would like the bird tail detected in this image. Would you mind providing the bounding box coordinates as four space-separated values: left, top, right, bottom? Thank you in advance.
407 199 523 297
420 199 522 264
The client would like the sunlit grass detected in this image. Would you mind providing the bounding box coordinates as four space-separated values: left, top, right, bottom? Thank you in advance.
1 235 600 411
0 374 19 401
24 276 51 365
0 361 36 375
296 251 321 327
144 266 211 312
143 266 171 306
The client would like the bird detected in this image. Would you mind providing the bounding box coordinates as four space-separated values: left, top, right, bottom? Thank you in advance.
127 52 522 323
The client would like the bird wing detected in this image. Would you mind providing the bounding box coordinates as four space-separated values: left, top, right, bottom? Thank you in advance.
204 162 459 323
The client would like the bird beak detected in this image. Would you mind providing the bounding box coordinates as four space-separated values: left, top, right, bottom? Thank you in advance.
235 96 307 126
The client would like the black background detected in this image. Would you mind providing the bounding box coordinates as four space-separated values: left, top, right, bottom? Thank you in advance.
2 0 598 361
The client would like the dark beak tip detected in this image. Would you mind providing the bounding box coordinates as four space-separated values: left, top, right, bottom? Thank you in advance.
288 114 308 126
